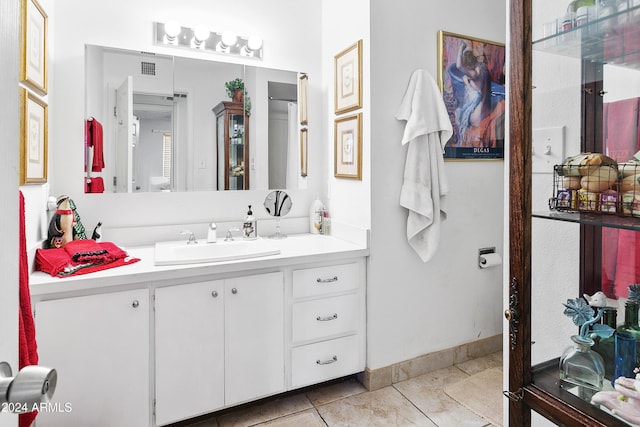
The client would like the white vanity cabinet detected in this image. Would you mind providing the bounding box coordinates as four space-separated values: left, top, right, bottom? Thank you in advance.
34 289 150 427
29 233 369 426
154 280 225 425
289 262 365 389
154 272 284 425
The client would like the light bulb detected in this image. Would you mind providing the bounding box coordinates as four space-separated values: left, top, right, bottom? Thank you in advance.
193 24 210 43
164 21 181 38
220 31 237 48
247 35 263 51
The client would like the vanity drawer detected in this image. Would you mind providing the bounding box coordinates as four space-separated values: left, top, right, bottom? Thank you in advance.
290 335 360 388
292 294 359 343
292 263 359 299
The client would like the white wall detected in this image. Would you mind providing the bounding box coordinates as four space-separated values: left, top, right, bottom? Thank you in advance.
24 0 323 250
366 0 506 369
321 0 371 228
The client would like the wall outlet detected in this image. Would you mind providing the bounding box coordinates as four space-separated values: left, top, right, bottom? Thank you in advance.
532 126 564 174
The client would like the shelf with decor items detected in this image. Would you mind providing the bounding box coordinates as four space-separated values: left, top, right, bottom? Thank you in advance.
508 0 640 425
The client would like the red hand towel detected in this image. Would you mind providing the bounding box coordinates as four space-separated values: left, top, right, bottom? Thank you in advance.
64 239 123 263
86 118 105 172
87 176 105 193
604 97 639 161
19 192 38 427
35 248 72 277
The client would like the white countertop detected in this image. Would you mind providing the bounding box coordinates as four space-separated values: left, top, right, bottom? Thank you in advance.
29 233 369 297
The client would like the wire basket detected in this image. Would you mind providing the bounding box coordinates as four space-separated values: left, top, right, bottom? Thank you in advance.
549 159 640 217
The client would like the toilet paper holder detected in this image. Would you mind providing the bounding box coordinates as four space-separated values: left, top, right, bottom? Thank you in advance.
478 247 496 267
0 361 57 411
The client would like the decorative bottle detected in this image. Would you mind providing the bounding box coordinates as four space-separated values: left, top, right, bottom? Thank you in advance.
559 335 605 400
616 299 640 365
591 306 617 379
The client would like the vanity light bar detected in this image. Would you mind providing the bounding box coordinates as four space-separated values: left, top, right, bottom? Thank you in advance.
153 22 263 60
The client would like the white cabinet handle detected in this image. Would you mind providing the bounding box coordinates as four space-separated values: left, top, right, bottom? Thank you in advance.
211 291 218 298
231 288 238 295
316 276 338 283
132 300 139 308
316 313 338 321
316 355 338 365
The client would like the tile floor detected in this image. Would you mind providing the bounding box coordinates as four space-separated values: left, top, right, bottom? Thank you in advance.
176 351 503 427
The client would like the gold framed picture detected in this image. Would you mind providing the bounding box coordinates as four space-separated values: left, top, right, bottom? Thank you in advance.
20 0 48 94
20 88 48 184
299 73 308 125
334 113 362 180
334 40 362 115
300 128 308 177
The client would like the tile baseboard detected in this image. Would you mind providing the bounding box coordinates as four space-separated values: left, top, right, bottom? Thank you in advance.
357 334 503 391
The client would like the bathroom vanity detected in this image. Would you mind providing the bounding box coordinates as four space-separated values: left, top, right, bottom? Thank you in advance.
29 233 368 427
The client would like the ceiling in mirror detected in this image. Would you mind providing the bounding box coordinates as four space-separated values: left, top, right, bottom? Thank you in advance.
84 44 304 194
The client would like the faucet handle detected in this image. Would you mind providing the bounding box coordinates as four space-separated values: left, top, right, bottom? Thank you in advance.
181 230 198 244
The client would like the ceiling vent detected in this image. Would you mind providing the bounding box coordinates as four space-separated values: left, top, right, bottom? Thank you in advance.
140 61 156 76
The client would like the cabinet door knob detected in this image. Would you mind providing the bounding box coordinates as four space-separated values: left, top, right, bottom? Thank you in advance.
132 300 139 308
231 288 238 295
316 276 338 283
504 309 513 321
211 291 218 298
316 355 338 365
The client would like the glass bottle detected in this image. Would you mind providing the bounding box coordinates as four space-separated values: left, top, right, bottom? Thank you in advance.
591 306 617 379
617 300 640 365
613 331 636 382
559 335 605 400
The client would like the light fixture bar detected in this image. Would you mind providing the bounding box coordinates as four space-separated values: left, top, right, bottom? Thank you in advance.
154 22 263 60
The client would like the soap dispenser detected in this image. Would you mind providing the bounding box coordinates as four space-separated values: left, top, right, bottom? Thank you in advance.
243 205 258 240
207 222 217 243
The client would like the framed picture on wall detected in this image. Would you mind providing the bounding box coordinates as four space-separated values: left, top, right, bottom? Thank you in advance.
299 74 308 125
20 88 48 184
437 31 505 160
20 0 48 94
334 113 362 180
300 128 308 177
334 40 362 115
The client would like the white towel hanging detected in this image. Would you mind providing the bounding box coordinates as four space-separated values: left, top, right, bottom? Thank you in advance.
396 69 453 262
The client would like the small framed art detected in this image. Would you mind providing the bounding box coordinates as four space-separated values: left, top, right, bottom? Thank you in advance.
299 74 308 125
20 0 48 94
20 88 48 184
334 113 362 180
300 128 308 177
334 40 362 115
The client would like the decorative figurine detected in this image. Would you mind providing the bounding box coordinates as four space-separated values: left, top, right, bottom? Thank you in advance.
46 195 74 248
45 195 88 248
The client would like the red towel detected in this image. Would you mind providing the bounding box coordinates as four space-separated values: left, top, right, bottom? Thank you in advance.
35 241 140 277
86 177 105 193
613 229 640 297
64 239 126 263
86 118 105 172
19 192 38 427
604 97 639 161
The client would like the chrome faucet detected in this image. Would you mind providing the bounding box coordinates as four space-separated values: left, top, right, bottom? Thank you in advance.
225 227 241 242
181 230 198 244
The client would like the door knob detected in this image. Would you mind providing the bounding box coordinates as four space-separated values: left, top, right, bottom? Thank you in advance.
0 362 57 410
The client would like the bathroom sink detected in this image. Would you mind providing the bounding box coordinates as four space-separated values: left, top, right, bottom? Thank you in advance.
154 238 280 266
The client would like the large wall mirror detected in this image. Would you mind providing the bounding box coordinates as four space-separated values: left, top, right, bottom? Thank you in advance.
84 44 304 193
